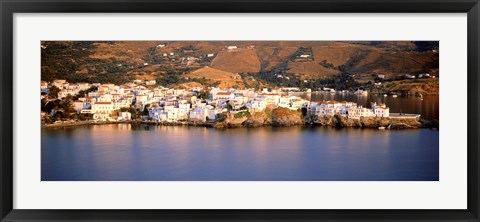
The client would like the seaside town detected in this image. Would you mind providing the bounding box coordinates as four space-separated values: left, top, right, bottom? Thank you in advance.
41 79 425 129
40 41 440 182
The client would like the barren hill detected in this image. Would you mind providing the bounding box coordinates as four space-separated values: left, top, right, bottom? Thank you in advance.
41 41 439 92
310 42 438 78
255 46 298 71
288 61 340 79
185 66 246 89
211 49 261 73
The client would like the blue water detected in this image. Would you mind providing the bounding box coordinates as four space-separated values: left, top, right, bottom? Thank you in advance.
41 124 439 181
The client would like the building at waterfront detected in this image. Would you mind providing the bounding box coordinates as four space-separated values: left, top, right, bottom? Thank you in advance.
42 79 395 124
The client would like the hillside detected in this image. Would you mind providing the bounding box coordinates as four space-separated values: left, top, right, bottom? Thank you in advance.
41 41 439 92
211 48 261 73
185 66 245 89
379 78 440 95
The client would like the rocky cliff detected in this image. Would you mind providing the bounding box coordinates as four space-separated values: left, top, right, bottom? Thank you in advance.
270 107 304 126
243 112 268 127
209 108 424 129
211 106 305 128
312 114 423 129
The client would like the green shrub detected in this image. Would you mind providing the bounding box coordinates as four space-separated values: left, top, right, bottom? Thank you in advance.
234 111 251 118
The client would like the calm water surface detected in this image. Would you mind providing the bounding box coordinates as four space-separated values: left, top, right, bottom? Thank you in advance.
42 124 439 181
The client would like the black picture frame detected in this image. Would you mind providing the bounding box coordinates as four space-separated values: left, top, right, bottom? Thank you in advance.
1 0 479 221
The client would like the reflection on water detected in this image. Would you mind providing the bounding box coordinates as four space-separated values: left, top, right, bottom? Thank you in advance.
300 92 439 120
42 124 439 181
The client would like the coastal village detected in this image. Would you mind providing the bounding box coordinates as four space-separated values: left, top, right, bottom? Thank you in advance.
41 79 423 129
39 41 440 183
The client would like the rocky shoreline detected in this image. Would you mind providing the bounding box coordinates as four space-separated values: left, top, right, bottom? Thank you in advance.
208 107 437 130
43 106 438 130
312 114 429 130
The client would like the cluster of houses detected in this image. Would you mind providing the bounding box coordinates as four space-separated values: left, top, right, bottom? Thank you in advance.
306 101 390 118
41 79 391 123
404 73 436 79
225 45 255 51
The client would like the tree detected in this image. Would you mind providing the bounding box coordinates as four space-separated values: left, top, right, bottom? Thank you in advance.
61 97 75 116
226 102 233 112
198 90 210 100
48 86 60 98
77 86 98 97
41 99 56 113
142 104 150 116
301 107 308 117
65 94 74 102
53 111 65 119
337 65 347 72
120 107 139 119
234 111 251 118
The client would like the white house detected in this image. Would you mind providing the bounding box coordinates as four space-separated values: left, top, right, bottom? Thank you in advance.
52 79 67 88
97 94 113 102
57 90 75 99
278 97 291 108
405 74 416 79
259 94 281 106
188 105 217 122
348 106 375 118
149 106 165 121
371 103 390 117
41 81 49 93
418 73 431 78
92 101 115 121
113 100 131 109
245 100 266 113
312 101 357 117
213 91 235 100
145 80 156 85
118 112 132 121
188 104 209 122
88 91 99 97
92 101 114 115
73 100 86 113
76 82 91 91
164 106 180 122
207 108 219 120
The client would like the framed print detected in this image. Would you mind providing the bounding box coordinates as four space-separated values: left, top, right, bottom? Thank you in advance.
1 0 479 221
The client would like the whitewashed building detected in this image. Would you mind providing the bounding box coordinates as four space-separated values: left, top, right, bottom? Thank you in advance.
118 112 132 121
